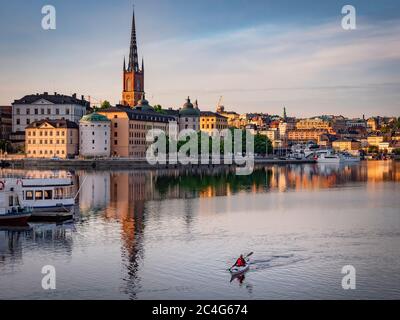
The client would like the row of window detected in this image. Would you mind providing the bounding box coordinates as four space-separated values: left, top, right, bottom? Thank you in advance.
201 124 227 130
27 149 65 155
27 140 66 144
27 130 66 137
16 108 71 116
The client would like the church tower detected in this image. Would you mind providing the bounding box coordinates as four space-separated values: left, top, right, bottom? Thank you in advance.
122 6 144 108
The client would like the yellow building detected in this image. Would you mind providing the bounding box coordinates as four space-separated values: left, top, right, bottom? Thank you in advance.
296 118 333 132
287 129 328 143
200 111 228 135
332 139 361 152
367 135 385 147
98 100 176 158
25 119 79 159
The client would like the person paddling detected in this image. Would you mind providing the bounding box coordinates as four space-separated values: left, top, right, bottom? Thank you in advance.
235 254 247 267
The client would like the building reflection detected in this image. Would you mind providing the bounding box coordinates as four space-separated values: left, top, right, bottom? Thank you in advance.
0 223 73 266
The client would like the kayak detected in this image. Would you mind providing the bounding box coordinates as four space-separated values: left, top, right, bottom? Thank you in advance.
229 258 250 275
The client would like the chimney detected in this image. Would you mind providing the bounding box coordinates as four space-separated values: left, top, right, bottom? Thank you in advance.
54 92 57 95
81 95 84 101
72 93 77 99
44 92 48 96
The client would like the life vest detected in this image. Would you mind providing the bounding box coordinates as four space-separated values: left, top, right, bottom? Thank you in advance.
236 258 246 267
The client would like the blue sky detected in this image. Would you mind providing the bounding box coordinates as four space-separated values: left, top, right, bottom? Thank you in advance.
0 0 399 117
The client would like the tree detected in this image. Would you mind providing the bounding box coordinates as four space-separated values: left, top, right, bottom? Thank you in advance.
368 145 379 154
394 148 400 156
99 100 111 109
0 140 12 153
154 104 166 114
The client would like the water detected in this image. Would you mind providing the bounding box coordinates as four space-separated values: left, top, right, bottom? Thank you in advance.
0 161 399 300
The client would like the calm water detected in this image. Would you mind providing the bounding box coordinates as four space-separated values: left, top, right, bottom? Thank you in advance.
0 161 399 300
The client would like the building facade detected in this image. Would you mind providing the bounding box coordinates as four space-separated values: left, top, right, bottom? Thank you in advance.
98 100 176 158
287 129 329 143
0 106 12 140
296 118 333 132
79 112 111 158
25 119 79 159
178 97 200 131
332 139 361 152
12 92 89 134
200 111 228 135
122 7 144 107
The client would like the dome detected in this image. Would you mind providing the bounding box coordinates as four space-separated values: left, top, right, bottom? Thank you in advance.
81 112 110 122
179 97 200 116
136 97 154 112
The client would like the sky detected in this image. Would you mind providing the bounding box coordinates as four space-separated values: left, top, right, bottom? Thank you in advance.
0 0 399 117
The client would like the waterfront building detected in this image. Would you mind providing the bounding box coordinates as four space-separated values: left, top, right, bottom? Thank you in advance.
12 92 89 133
25 119 79 159
79 112 111 158
332 139 361 152
98 99 176 158
261 128 279 142
178 97 200 131
367 135 385 147
122 7 144 107
217 109 240 128
200 111 228 135
287 129 329 143
279 121 295 138
0 106 12 140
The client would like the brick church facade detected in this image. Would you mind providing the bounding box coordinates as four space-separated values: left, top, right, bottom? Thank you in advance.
122 7 144 107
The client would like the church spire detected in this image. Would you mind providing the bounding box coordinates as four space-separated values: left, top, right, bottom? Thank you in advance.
123 56 126 71
128 5 139 72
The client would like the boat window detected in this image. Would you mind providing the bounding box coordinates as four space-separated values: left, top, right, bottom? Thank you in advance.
35 190 43 200
26 191 34 200
44 190 53 200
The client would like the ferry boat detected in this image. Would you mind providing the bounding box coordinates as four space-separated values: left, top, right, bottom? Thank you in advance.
0 179 32 225
19 175 76 221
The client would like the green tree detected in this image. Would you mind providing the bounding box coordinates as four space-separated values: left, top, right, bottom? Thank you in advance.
368 145 379 154
0 140 12 153
394 148 400 156
154 104 167 114
99 100 111 109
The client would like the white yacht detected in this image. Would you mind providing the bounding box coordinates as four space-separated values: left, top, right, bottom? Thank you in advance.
0 179 32 225
19 175 76 220
316 153 343 164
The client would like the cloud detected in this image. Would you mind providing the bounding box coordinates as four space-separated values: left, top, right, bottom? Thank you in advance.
143 18 400 116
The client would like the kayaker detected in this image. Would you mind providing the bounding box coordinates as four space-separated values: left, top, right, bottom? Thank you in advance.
235 254 246 267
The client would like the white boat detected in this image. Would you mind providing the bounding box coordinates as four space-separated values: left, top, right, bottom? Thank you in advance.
0 179 32 225
19 175 75 215
341 153 361 163
316 153 343 164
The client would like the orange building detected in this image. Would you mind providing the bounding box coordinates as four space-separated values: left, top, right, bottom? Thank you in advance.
122 7 144 107
287 129 329 143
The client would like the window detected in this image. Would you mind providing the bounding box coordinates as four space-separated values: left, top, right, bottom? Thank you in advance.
114 123 118 128
26 119 30 125
9 195 14 207
66 108 70 115
35 191 43 200
41 108 44 114
56 109 60 115
35 109 38 115
44 190 52 200
27 109 30 115
114 132 118 137
16 118 20 125
114 140 118 145
16 108 20 115
47 109 51 115
92 140 95 144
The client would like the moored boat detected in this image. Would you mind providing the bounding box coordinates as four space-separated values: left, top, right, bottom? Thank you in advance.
0 179 32 226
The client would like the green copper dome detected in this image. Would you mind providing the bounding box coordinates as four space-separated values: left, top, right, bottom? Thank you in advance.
179 97 200 116
81 112 110 122
136 98 154 112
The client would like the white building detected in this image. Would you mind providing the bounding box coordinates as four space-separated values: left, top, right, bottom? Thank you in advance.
12 92 90 133
178 97 200 131
79 112 111 158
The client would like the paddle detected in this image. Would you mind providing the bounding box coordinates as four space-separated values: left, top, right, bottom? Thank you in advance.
228 252 254 271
